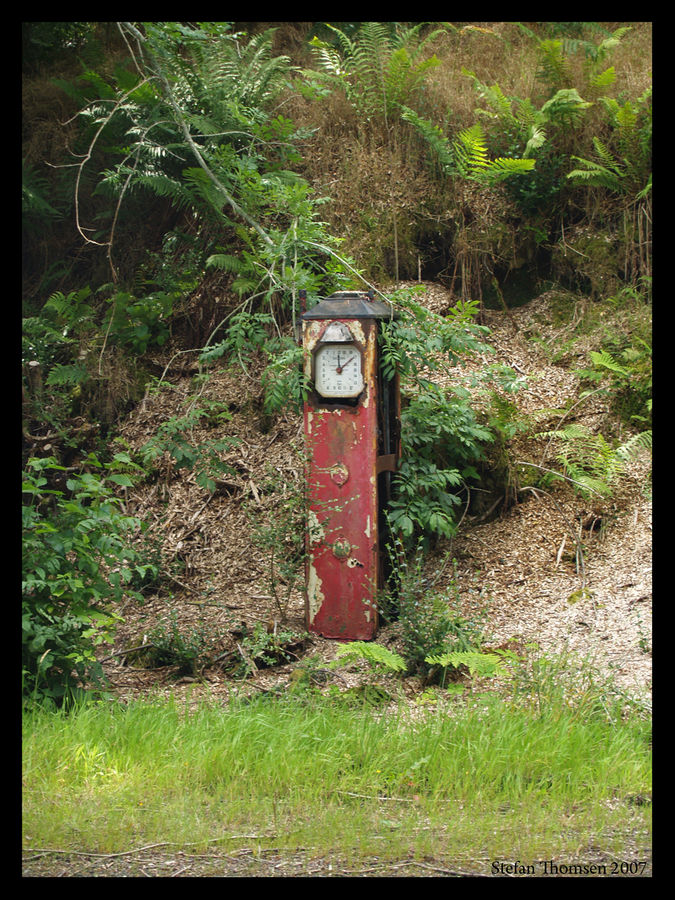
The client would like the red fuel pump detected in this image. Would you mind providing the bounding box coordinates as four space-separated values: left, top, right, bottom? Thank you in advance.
302 291 400 640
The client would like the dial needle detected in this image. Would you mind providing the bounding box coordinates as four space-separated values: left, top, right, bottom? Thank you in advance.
336 355 355 374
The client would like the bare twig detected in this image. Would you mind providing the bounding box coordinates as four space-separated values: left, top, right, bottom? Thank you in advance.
69 75 155 252
515 460 604 497
519 485 586 586
99 643 157 663
236 641 258 673
23 833 275 861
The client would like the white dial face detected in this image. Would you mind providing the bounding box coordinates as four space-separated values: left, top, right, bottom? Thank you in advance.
314 343 364 398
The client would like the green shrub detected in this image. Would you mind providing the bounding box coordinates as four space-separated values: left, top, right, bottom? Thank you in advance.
104 290 178 354
388 384 492 541
425 650 506 682
536 423 625 498
22 455 155 705
139 400 238 492
385 537 488 672
379 290 500 544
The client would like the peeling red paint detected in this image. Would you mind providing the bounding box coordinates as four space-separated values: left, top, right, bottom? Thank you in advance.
303 317 380 640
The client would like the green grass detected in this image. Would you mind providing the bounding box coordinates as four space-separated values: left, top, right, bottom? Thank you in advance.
23 677 651 868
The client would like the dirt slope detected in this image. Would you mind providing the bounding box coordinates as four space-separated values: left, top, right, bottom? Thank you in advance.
99 283 652 708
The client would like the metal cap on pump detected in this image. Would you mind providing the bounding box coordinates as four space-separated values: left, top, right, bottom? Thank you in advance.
302 291 397 321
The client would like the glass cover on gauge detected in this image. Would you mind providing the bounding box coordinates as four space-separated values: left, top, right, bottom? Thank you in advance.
314 343 364 398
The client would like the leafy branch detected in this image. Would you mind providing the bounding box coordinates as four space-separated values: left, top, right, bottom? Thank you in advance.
119 22 275 249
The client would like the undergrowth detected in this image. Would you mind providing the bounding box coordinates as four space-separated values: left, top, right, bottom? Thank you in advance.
23 672 651 865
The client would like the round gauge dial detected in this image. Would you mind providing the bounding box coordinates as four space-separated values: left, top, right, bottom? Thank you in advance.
314 343 364 398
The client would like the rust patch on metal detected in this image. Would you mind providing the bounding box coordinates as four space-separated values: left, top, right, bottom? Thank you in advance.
302 317 380 640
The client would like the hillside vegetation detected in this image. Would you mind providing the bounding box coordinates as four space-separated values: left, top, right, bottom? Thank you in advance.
22 22 651 708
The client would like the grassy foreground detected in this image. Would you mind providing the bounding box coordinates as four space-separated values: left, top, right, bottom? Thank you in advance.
23 682 651 873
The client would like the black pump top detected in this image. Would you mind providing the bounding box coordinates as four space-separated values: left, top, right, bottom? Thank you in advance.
301 291 397 321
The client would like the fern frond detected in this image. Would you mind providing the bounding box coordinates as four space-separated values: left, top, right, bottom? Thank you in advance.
537 424 624 497
588 65 616 96
486 157 536 180
22 165 61 220
616 430 652 461
401 106 454 173
43 287 93 324
636 175 652 200
332 641 407 673
453 123 489 176
591 137 622 171
45 364 89 387
462 68 514 121
354 21 391 66
615 100 638 132
130 173 197 211
231 276 260 298
523 124 547 158
182 166 226 211
318 23 357 61
514 97 538 128
398 22 453 57
589 349 630 377
308 38 347 79
540 88 593 126
537 39 572 88
567 158 623 191
205 253 249 274
454 123 535 182
425 651 505 678
596 26 632 63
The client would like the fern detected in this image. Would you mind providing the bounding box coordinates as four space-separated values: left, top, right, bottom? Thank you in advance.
125 172 197 211
453 123 489 176
593 26 632 64
403 111 535 185
309 22 446 120
425 651 506 679
172 26 291 114
536 27 630 91
331 641 407 673
568 90 651 199
539 88 593 126
22 161 61 221
205 249 262 298
588 349 630 377
205 253 250 274
537 424 625 498
43 287 94 325
616 429 652 461
588 65 616 97
307 38 347 81
461 67 514 120
568 137 627 192
45 364 89 388
400 107 454 173
537 39 572 88
453 123 535 183
261 342 311 415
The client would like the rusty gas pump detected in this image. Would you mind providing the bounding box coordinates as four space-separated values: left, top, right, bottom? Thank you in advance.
301 291 400 640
